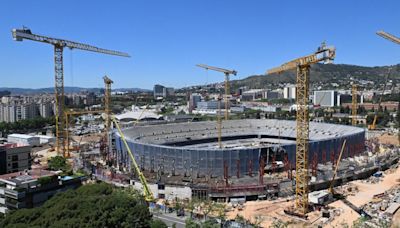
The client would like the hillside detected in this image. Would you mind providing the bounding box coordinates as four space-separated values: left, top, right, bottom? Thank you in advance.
230 63 400 90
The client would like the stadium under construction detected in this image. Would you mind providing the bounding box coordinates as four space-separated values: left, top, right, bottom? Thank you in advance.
106 119 384 200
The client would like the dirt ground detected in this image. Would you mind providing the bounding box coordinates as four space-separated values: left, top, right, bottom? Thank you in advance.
346 165 400 208
225 198 309 227
377 133 400 146
223 162 400 228
324 200 360 227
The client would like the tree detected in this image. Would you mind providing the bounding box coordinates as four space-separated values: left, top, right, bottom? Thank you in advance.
185 218 200 228
186 199 198 218
201 200 215 221
0 183 159 228
150 219 168 228
214 203 226 226
47 156 70 172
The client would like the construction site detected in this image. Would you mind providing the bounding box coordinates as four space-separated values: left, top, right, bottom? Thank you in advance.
8 26 400 227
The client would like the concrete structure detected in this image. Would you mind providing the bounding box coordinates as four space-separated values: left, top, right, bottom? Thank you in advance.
313 90 338 107
130 180 192 200
241 89 265 101
7 134 40 147
0 170 83 213
113 119 365 178
308 190 331 205
0 144 31 175
264 90 282 99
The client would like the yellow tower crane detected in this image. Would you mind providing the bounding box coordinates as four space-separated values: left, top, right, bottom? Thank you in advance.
196 64 237 120
267 42 336 215
111 116 154 202
103 76 113 152
12 27 130 157
351 84 358 126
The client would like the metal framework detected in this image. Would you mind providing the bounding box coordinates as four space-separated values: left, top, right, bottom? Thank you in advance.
267 42 335 215
103 76 113 155
217 94 223 148
12 27 129 156
351 84 357 126
377 30 400 45
196 64 237 120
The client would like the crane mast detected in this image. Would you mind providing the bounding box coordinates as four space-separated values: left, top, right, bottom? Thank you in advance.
12 27 130 157
267 42 335 215
103 76 113 157
352 84 358 126
196 64 237 120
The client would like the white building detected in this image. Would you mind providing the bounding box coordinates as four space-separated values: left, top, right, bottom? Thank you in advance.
313 90 338 107
34 135 55 145
283 85 296 99
7 134 40 147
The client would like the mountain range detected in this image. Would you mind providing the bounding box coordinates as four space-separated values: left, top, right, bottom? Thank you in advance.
230 63 400 90
0 87 150 95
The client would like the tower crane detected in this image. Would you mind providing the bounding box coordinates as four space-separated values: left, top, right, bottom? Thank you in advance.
267 42 336 215
12 27 130 156
351 84 358 126
196 64 237 120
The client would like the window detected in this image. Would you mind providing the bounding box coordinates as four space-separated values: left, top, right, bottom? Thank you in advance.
158 184 165 190
12 163 18 169
12 155 18 162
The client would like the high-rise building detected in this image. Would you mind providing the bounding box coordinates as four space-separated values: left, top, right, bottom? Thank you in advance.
188 93 202 113
84 92 97 106
0 96 54 123
153 84 174 98
153 84 165 98
39 102 53 118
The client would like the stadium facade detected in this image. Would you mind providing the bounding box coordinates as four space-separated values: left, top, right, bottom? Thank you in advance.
113 119 365 178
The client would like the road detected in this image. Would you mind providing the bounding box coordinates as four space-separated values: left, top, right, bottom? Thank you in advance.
153 213 187 228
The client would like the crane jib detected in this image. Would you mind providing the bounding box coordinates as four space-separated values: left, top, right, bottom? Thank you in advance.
12 29 130 57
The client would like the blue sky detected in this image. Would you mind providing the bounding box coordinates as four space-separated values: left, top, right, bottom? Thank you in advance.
0 0 399 89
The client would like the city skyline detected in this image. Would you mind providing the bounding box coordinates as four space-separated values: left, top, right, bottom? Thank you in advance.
0 0 399 90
